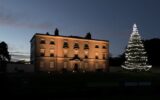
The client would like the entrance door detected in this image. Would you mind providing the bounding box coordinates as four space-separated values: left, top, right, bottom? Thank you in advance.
74 63 79 72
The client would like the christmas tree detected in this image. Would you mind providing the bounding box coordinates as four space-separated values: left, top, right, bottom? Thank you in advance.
121 24 152 71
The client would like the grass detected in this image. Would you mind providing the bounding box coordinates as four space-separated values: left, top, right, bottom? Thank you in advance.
1 71 160 99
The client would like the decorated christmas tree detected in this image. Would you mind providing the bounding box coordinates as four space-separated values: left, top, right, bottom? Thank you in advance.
121 24 152 71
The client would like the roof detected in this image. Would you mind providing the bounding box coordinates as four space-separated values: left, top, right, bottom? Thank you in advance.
30 33 109 42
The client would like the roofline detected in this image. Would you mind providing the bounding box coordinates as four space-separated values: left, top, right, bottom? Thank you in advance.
30 33 109 42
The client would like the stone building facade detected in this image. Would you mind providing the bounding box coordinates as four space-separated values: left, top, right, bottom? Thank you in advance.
30 32 109 72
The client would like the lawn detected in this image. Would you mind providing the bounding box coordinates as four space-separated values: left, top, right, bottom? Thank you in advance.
1 71 160 99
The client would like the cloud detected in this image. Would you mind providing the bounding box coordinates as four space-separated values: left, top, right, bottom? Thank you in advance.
0 5 53 29
10 53 30 62
8 43 30 61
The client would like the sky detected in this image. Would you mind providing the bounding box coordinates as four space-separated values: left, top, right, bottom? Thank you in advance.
0 0 160 61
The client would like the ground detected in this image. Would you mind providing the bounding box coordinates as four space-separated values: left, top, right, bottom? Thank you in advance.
1 71 160 99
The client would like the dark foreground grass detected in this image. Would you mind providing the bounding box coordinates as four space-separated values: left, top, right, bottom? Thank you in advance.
1 72 160 99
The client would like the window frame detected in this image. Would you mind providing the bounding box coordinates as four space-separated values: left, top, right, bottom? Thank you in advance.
50 39 55 45
50 62 54 68
95 45 99 48
40 39 45 44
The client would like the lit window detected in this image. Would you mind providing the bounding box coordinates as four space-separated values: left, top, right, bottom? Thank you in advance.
95 52 99 59
50 62 54 68
84 50 88 55
64 49 68 57
50 39 55 45
96 52 98 55
63 41 69 48
40 62 44 68
50 49 54 57
85 63 88 69
95 63 99 69
40 49 45 56
40 39 45 44
103 64 106 68
95 45 99 48
64 62 67 68
74 49 79 54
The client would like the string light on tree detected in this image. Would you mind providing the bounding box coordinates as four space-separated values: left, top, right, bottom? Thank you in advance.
121 24 152 71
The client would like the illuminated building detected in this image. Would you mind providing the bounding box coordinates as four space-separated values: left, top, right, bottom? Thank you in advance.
30 29 109 72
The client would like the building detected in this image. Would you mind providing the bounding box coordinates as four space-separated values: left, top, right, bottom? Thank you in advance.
30 30 109 72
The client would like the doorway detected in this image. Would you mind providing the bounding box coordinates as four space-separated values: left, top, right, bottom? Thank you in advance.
73 63 79 72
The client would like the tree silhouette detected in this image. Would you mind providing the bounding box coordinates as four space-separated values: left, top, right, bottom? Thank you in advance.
54 28 59 36
143 38 160 66
85 32 92 39
109 54 125 66
0 41 11 72
46 32 50 35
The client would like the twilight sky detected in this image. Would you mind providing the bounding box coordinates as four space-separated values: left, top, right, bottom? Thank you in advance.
0 0 160 61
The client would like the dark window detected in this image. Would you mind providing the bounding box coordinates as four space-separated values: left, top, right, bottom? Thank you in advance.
74 63 79 72
102 46 106 49
63 42 69 48
103 54 106 59
95 56 99 59
50 53 54 57
64 54 67 57
85 55 88 59
74 43 79 49
84 44 89 49
75 54 78 58
40 39 45 44
50 41 55 45
95 45 99 48
40 53 45 57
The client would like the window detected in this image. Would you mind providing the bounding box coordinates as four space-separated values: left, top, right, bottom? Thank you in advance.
95 63 99 69
40 39 45 44
85 63 88 69
64 54 67 57
95 52 98 59
103 54 106 59
102 46 106 49
50 49 54 57
64 62 67 68
50 39 55 45
103 64 106 68
85 55 88 59
74 43 79 49
84 50 88 55
50 54 54 57
40 49 45 56
50 62 54 68
63 49 68 57
40 62 44 68
40 53 44 56
63 41 69 48
95 45 99 48
74 54 78 58
95 56 99 59
84 44 89 49
74 49 79 54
